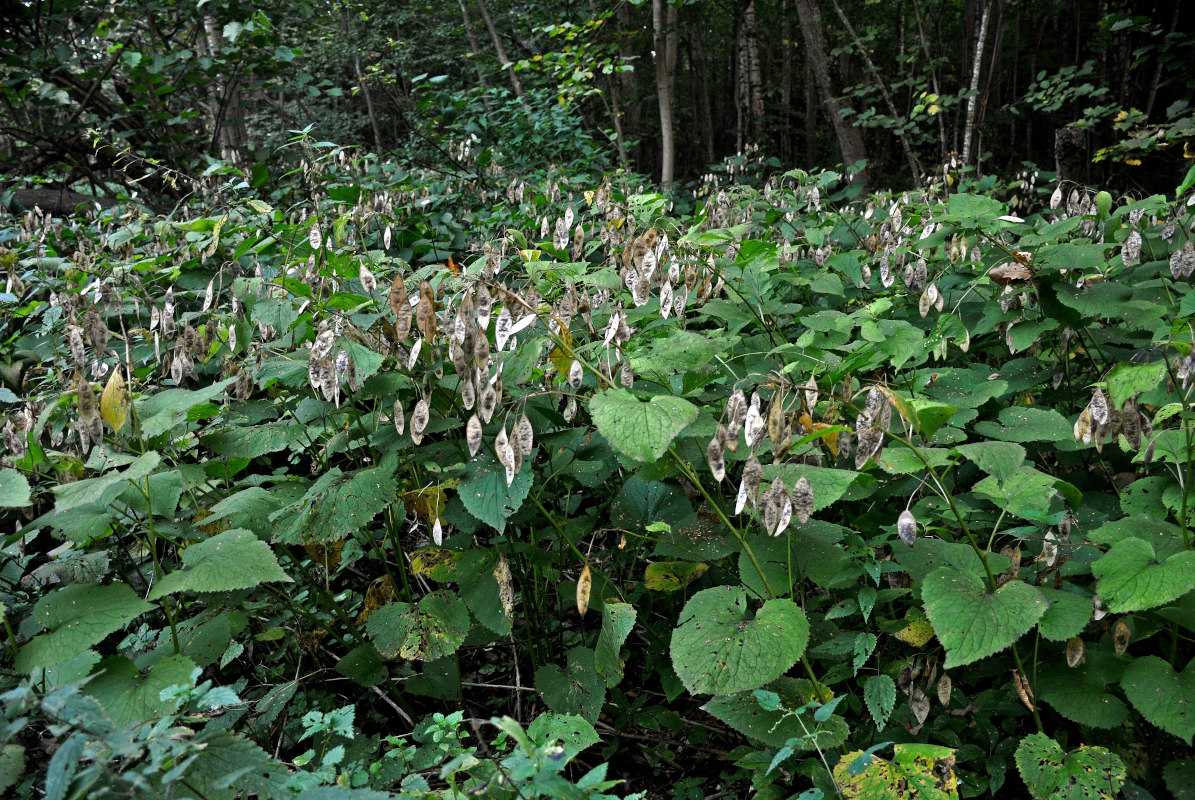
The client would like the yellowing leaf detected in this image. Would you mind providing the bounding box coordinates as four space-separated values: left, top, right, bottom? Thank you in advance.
100 369 129 433
548 329 574 377
894 616 935 648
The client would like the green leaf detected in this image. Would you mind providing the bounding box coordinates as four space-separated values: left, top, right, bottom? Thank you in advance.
595 601 636 687
1037 588 1092 641
534 646 605 723
910 400 958 440
50 452 161 512
629 330 735 375
86 655 196 727
702 678 848 750
973 406 1074 444
1014 732 1126 800
644 561 708 591
1037 651 1128 729
366 590 470 661
186 729 290 798
335 644 386 687
202 424 305 458
135 378 237 438
864 674 896 730
972 467 1060 521
277 464 398 544
588 389 698 463
1121 656 1195 744
457 449 534 534
671 586 809 695
764 465 861 513
15 582 153 672
922 570 1046 669
1092 538 1195 613
952 441 1027 481
1164 758 1195 800
0 468 31 507
148 529 291 600
833 743 960 800
0 744 25 795
1106 361 1167 409
527 713 601 754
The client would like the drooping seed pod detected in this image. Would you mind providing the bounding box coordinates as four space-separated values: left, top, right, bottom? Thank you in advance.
359 263 378 294
909 687 930 725
1065 636 1086 667
476 285 493 330
68 325 86 369
460 376 476 410
513 413 534 456
1042 530 1059 567
706 436 726 483
410 398 430 445
791 476 814 524
473 329 491 369
495 305 514 351
494 554 515 618
937 673 952 706
735 453 763 515
568 359 584 389
84 305 109 355
415 280 436 342
1113 618 1131 656
466 414 483 457
743 393 766 448
619 361 633 388
1012 669 1035 711
659 281 673 319
766 394 785 445
898 510 918 548
576 564 592 616
495 424 516 486
478 383 497 423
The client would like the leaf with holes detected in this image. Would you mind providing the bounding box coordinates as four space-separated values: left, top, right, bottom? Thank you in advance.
922 569 1046 668
670 585 809 695
833 743 959 800
534 646 606 723
366 591 470 662
1014 732 1126 800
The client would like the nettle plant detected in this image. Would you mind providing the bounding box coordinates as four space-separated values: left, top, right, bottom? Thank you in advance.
1 154 1194 799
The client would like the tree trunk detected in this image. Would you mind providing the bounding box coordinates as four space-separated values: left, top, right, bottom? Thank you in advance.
653 0 678 188
741 0 764 143
829 0 921 184
781 0 793 164
793 0 869 184
199 16 247 164
689 11 715 165
960 0 991 167
474 0 526 103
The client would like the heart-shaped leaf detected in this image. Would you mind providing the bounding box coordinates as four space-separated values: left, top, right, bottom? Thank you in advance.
1014 732 1126 799
922 569 1046 668
1121 656 1195 744
670 585 808 695
589 388 698 463
1092 538 1195 613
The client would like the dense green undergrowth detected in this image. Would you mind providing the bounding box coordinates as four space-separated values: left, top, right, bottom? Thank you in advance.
1 148 1195 799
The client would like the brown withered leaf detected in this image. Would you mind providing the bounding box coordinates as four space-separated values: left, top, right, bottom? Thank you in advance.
990 260 1034 286
1012 670 1035 711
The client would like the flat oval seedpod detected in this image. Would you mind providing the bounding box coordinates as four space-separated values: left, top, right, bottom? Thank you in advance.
495 424 516 486
735 453 762 515
909 687 930 726
766 393 785 444
359 263 378 294
509 312 536 341
659 280 673 318
514 413 534 456
389 275 408 318
309 225 322 250
410 398 430 445
68 326 86 369
431 517 443 546
726 389 747 432
937 673 952 705
760 486 780 537
479 383 498 423
473 329 491 369
619 361 633 388
706 436 726 483
466 413 483 457
407 337 423 370
1012 670 1035 711
1113 618 1131 656
568 359 584 389
576 564 592 616
460 375 476 410
495 305 513 350
416 280 436 341
1065 637 1086 667
452 340 470 376
395 301 413 341
898 509 918 547
792 476 814 524
392 396 405 435
476 285 493 330
494 555 515 618
743 397 766 449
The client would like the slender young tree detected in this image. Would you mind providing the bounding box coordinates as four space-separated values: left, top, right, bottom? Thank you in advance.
961 0 992 167
474 0 526 103
793 0 869 184
653 0 678 188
